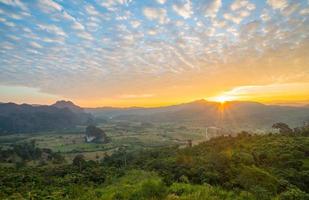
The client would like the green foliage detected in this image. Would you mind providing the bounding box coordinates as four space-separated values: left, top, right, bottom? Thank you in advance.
168 183 254 200
236 165 279 195
103 132 309 198
0 131 308 199
85 125 109 143
0 140 66 166
272 123 293 135
278 187 309 200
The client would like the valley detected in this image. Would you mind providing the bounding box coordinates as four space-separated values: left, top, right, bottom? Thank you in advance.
0 121 206 163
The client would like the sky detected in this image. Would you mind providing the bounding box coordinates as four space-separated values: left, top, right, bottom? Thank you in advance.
0 0 308 107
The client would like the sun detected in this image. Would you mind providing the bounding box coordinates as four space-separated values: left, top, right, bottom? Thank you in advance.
209 95 235 103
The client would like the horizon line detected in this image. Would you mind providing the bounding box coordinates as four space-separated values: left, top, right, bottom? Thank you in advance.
1 99 309 109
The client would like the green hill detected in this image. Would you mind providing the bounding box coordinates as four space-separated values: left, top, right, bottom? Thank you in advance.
1 128 308 200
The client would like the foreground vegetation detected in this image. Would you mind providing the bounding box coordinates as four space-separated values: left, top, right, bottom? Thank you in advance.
0 124 308 200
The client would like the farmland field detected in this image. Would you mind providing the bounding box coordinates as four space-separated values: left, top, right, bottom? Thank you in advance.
0 121 206 162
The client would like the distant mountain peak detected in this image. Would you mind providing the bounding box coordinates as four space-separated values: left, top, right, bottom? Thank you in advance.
53 100 75 106
52 100 83 113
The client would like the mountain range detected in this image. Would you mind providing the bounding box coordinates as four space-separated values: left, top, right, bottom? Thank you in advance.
86 99 309 131
0 99 308 134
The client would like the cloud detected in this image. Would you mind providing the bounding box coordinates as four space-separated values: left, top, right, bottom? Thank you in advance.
212 19 226 28
240 20 260 36
143 7 169 24
3 20 15 27
99 0 132 11
76 31 94 40
131 20 141 28
223 0 255 24
204 0 222 18
1 0 28 11
282 3 299 16
41 37 64 44
85 4 100 16
7 35 20 41
72 21 85 30
0 0 308 105
300 8 309 15
29 41 43 48
230 0 255 11
37 0 78 23
172 0 193 19
38 0 63 13
175 20 185 27
260 9 271 21
206 27 216 36
267 0 288 10
0 9 23 20
147 28 158 35
223 13 243 24
226 27 238 36
86 21 99 31
37 24 67 37
211 83 309 103
62 11 76 21
156 0 166 5
1 42 14 50
115 10 132 20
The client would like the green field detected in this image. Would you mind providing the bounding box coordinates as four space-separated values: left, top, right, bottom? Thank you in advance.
0 121 206 162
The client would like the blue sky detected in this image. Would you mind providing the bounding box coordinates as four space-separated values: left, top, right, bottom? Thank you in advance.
0 0 308 106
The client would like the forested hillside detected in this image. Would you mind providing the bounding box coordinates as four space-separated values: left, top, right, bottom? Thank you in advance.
0 127 308 200
0 102 93 134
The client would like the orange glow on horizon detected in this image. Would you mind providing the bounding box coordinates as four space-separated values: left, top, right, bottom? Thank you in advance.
1 82 308 108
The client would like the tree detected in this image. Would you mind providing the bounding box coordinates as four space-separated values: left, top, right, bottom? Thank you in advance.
272 123 293 134
85 125 109 143
73 154 85 172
